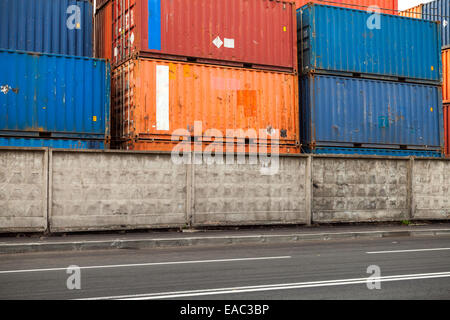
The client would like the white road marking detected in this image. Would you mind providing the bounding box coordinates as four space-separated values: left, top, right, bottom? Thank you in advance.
80 271 450 300
0 256 291 275
367 248 450 254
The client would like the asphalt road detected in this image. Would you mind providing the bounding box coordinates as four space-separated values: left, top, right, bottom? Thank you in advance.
0 235 449 300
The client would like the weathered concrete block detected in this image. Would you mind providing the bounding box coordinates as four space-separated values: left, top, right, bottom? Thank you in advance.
50 152 187 232
0 149 47 233
413 160 450 220
193 156 308 226
312 158 409 223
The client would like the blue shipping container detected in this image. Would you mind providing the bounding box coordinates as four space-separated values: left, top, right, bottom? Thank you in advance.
0 0 93 57
0 137 105 149
300 74 444 151
0 49 110 140
303 147 442 158
423 0 450 49
298 3 442 83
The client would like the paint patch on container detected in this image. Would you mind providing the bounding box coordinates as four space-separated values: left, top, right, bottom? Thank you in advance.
237 90 257 117
156 65 169 131
211 78 241 90
148 0 162 50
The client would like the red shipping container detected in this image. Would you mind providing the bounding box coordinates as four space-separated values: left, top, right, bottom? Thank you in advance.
295 0 398 14
94 1 113 60
445 104 450 157
112 0 297 72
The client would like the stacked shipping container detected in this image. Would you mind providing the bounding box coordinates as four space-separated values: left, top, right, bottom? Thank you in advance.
295 0 398 14
104 0 300 153
400 0 450 156
298 3 444 157
0 0 111 149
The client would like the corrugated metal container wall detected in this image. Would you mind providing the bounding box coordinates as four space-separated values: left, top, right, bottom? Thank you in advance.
443 49 450 103
305 147 441 158
399 4 423 18
0 0 93 57
0 49 110 141
295 0 398 14
445 104 450 157
423 0 450 48
94 1 112 60
298 4 442 83
0 137 105 149
112 0 297 72
300 74 444 151
112 58 300 153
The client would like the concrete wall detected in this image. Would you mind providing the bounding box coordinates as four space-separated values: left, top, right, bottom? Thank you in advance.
192 156 310 226
0 148 48 233
413 159 450 220
312 157 410 223
49 151 187 232
0 148 449 233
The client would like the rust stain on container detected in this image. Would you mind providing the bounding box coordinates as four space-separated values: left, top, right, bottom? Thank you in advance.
295 0 398 14
94 1 113 60
112 0 297 72
443 49 450 104
112 58 300 154
399 4 423 18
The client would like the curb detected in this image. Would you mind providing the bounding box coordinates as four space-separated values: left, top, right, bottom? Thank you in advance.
1 228 450 254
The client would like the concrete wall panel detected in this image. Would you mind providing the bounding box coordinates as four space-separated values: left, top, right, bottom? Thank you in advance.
312 158 410 223
50 151 187 232
0 149 47 233
413 160 450 220
192 156 309 226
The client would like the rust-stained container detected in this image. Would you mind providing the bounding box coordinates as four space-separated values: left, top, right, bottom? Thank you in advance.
443 49 450 103
399 4 423 18
94 0 113 60
295 0 398 14
112 58 300 154
445 104 450 157
112 0 297 73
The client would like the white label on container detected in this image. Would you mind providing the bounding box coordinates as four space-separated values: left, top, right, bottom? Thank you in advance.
224 38 235 48
156 65 170 131
213 36 223 48
444 20 448 28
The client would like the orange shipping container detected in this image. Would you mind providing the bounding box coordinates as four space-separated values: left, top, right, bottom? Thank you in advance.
94 1 113 60
445 104 450 157
443 49 450 104
399 4 423 19
112 58 300 154
295 0 398 14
